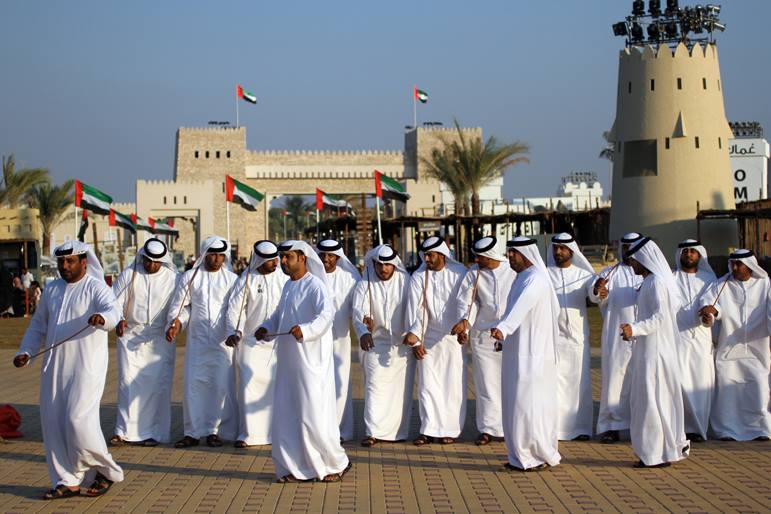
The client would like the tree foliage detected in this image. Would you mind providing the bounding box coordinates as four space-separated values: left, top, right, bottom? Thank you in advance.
0 154 50 208
28 180 75 254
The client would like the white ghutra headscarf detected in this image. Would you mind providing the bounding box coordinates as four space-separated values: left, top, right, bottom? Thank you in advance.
278 240 329 287
627 237 684 310
675 239 715 276
728 249 768 279
472 236 507 262
316 239 361 279
53 240 104 282
547 233 594 275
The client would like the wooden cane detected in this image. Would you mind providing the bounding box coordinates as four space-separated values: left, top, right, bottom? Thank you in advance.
366 266 375 331
30 324 92 359
121 257 139 328
171 264 201 326
233 251 254 337
710 275 731 309
461 268 480 346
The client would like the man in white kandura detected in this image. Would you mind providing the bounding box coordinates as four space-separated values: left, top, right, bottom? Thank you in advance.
593 232 644 443
166 236 238 448
547 233 596 441
255 240 351 483
672 239 717 442
620 237 689 468
492 236 561 472
699 249 771 441
404 236 467 446
353 244 414 447
111 237 178 447
14 241 124 500
225 240 288 448
451 236 516 446
316 239 360 442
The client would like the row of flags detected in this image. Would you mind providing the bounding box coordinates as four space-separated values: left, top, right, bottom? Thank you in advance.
225 170 410 214
75 180 179 236
236 84 429 107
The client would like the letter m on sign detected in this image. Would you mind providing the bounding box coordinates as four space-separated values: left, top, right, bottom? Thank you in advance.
735 187 748 201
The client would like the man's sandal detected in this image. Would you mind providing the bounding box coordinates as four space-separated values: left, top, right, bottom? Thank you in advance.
440 437 455 445
499 462 549 472
174 436 199 448
234 440 249 448
83 472 114 497
206 434 223 447
600 431 619 444
633 460 671 468
277 474 298 483
361 437 378 447
413 434 433 446
128 438 159 447
109 435 124 446
322 462 352 483
43 485 79 500
476 433 492 446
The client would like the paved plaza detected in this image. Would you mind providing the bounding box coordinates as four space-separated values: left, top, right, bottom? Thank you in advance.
0 346 769 513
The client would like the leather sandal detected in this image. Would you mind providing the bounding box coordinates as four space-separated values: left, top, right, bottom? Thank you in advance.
413 434 433 446
206 434 223 447
109 435 124 446
476 433 492 446
440 437 455 445
361 437 378 447
174 435 199 448
43 485 80 500
83 472 114 497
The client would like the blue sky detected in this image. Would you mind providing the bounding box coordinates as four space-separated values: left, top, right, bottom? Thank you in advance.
1 0 769 202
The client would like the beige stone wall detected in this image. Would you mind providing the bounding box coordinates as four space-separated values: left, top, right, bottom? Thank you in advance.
609 42 737 257
0 208 40 242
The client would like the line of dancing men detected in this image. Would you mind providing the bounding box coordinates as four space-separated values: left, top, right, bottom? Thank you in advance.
13 231 771 498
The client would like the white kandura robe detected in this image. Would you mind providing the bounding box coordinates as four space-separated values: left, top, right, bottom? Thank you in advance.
495 266 561 469
628 274 688 466
406 261 468 438
18 276 124 488
326 267 358 441
226 269 287 445
674 269 716 439
455 264 516 438
702 275 771 440
113 265 178 443
261 272 349 480
548 265 595 440
167 267 238 440
352 268 414 441
594 264 643 434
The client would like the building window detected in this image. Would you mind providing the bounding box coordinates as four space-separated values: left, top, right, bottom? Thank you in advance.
665 137 670 149
205 151 210 158
628 81 632 93
163 196 167 205
650 79 655 91
677 78 682 90
173 196 177 205
226 151 231 158
184 195 187 204
194 151 199 158
622 139 657 177
703 78 707 90
216 151 220 159
695 136 700 149
718 137 722 149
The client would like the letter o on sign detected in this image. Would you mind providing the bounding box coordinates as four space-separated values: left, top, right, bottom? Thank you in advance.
734 169 746 182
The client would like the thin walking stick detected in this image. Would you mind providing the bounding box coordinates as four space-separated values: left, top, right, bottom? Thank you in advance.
462 268 480 346
710 275 731 308
122 258 139 328
171 264 201 326
30 324 92 359
233 251 254 337
366 266 374 331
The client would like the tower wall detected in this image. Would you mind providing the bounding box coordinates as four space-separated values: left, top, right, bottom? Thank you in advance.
609 42 738 257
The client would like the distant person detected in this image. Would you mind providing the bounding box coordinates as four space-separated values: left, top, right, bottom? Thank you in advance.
11 277 25 317
593 232 645 443
111 238 179 447
28 281 42 314
672 239 717 442
13 240 124 499
699 249 771 441
620 238 689 468
20 267 34 290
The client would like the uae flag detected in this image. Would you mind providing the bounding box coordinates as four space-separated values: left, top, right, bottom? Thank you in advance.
226 175 264 211
316 188 354 213
77 209 89 242
375 170 410 203
237 84 257 104
109 209 136 233
153 218 178 236
131 214 154 232
75 180 112 215
414 86 428 104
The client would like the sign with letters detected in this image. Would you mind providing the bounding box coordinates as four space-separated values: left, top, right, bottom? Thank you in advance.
729 138 770 203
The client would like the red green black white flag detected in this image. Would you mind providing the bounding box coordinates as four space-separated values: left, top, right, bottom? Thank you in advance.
414 86 428 103
75 180 112 215
226 175 265 211
237 84 257 104
375 170 410 203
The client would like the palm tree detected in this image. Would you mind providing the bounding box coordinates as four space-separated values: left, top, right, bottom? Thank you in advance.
283 196 312 238
420 146 469 215
28 180 75 254
1 154 50 207
446 120 529 216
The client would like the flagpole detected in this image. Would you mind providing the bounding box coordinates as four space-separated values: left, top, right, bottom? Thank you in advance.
74 205 78 239
315 208 320 242
412 86 417 129
226 199 231 243
376 196 383 246
236 90 240 128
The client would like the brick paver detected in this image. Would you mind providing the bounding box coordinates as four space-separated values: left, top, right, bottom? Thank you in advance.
0 347 769 513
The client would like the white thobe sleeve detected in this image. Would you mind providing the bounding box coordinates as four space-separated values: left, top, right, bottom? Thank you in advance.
405 271 426 344
455 269 476 323
259 281 286 337
698 279 723 321
167 271 192 330
586 273 601 304
111 268 131 320
92 281 121 331
225 274 248 337
351 279 370 339
17 286 51 357
297 284 334 343
629 280 667 337
495 278 541 340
